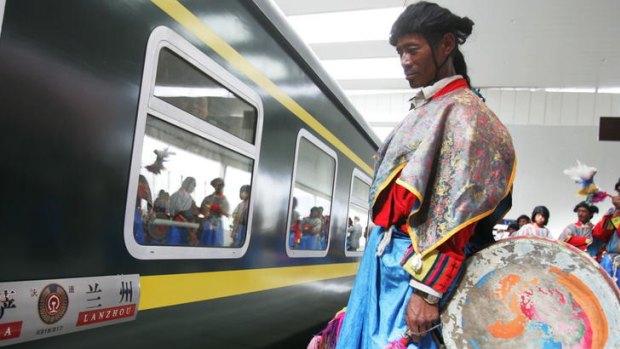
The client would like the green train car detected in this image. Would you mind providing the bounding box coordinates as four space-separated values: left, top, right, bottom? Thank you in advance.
0 1 380 348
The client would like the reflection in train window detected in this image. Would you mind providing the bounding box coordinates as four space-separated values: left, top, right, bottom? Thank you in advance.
287 131 337 257
154 48 257 144
345 170 372 256
134 116 253 249
126 27 262 260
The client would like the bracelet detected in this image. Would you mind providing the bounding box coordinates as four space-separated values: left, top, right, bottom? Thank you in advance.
414 289 441 305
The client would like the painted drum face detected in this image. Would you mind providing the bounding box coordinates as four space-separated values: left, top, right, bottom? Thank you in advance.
38 284 69 325
442 236 620 349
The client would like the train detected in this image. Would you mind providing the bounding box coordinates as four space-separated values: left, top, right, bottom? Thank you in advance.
0 1 381 347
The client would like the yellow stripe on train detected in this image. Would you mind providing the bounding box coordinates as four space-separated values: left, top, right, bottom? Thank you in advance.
150 0 373 175
139 263 359 310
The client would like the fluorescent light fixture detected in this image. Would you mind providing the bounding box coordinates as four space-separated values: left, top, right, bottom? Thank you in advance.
287 7 402 44
598 87 620 94
321 57 403 80
544 87 596 93
154 86 236 98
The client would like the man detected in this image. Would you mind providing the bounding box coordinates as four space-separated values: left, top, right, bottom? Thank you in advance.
593 178 620 287
311 3 516 348
558 201 599 254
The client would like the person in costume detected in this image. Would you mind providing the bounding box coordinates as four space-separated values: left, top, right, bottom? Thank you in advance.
513 206 550 238
311 3 516 348
134 174 153 245
593 178 620 287
231 185 250 248
168 176 199 245
558 201 599 255
300 206 323 250
200 177 230 246
289 197 302 249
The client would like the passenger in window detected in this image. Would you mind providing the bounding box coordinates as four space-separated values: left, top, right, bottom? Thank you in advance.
348 216 363 251
134 175 153 245
168 177 199 245
513 206 551 238
321 213 330 250
301 207 323 250
147 189 171 244
169 177 198 218
231 185 250 248
200 178 230 246
289 197 302 249
153 189 170 218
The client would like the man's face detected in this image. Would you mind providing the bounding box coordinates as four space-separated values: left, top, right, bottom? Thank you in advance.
576 207 592 223
396 34 437 88
518 218 529 227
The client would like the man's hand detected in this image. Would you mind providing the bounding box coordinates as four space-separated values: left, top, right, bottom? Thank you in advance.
405 293 439 342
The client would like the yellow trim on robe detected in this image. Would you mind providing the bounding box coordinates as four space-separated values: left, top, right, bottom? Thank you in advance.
416 158 518 258
402 249 439 279
372 162 407 206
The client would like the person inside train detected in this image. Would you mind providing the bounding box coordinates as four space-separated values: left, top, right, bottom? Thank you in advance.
516 214 531 228
513 206 551 238
231 184 250 248
153 189 170 218
347 216 363 251
300 206 323 250
168 176 199 245
290 197 302 249
148 189 172 244
593 178 620 287
134 174 153 245
311 2 516 348
199 177 230 246
558 201 599 254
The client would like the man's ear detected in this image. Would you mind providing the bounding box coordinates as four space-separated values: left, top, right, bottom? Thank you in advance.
439 32 456 57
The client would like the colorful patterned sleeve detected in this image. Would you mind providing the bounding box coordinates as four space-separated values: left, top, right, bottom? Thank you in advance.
402 223 475 294
373 180 475 295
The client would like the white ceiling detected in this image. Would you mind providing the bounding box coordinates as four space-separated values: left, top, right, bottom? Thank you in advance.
272 0 620 92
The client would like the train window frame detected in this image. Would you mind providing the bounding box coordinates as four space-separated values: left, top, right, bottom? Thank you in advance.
344 169 372 257
124 26 263 260
0 0 5 39
286 129 338 258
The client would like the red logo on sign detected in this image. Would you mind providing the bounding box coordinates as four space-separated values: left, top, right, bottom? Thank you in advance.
0 321 22 340
76 304 136 326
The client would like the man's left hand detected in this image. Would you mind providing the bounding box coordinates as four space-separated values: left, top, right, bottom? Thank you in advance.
405 293 439 342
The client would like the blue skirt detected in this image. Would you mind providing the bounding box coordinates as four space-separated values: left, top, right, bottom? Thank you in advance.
200 219 224 246
336 226 440 349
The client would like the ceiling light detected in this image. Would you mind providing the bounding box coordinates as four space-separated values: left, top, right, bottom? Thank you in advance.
287 7 402 44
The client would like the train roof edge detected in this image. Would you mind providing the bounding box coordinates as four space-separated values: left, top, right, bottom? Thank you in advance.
249 0 383 148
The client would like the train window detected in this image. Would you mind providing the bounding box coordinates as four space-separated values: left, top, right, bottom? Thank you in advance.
287 130 337 257
0 1 5 39
125 27 262 259
345 170 373 256
154 48 257 144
